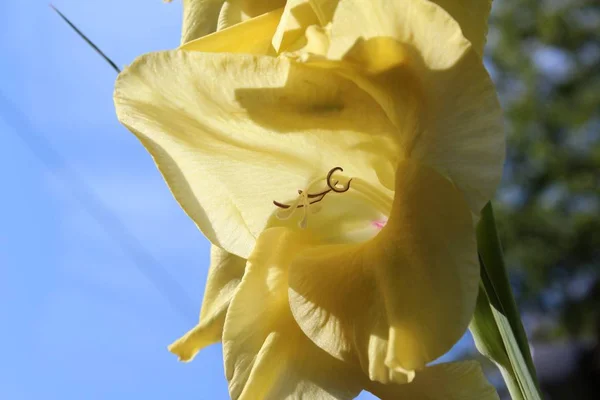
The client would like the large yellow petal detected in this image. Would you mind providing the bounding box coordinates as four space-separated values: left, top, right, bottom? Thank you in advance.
217 0 286 30
182 7 284 54
411 50 504 214
180 0 226 44
288 160 479 384
367 361 499 400
223 227 364 400
114 50 398 257
306 52 504 214
169 246 245 361
302 0 504 213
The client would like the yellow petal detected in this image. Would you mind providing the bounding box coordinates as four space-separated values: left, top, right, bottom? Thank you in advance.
217 0 286 30
299 53 503 214
169 246 245 361
114 51 398 257
180 0 226 44
368 361 499 400
182 7 284 54
271 0 320 53
303 0 504 213
411 50 504 214
322 0 471 70
288 160 479 384
223 227 364 400
315 0 493 58
329 46 504 214
430 0 492 57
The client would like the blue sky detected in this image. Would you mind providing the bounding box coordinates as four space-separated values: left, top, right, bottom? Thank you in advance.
0 1 472 399
1 1 229 398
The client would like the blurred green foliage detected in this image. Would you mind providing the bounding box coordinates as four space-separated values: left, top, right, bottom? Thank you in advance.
487 0 600 340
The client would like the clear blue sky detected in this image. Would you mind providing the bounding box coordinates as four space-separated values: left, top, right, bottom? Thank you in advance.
0 1 471 398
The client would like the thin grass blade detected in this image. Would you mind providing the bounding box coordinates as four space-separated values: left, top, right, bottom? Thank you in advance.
50 4 121 73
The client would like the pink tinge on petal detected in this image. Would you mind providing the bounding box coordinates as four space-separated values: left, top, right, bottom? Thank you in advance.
372 219 387 229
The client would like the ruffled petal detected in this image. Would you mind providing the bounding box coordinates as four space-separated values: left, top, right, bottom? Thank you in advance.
288 160 479 384
217 0 286 30
271 0 320 53
180 0 226 44
182 7 284 54
114 50 398 257
169 246 245 361
319 0 471 69
223 227 364 400
368 361 499 400
315 0 493 58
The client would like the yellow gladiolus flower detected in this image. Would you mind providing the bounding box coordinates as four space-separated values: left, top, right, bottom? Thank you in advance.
116 0 503 398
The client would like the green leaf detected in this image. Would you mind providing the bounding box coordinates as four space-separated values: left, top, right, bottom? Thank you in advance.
470 284 522 399
470 202 542 400
50 4 121 74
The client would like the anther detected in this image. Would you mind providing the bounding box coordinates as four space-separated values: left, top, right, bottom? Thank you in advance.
327 167 352 193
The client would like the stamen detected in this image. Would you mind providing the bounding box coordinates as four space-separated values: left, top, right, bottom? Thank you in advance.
327 167 352 193
272 167 353 226
273 194 328 209
299 194 309 229
275 195 303 220
273 200 293 209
